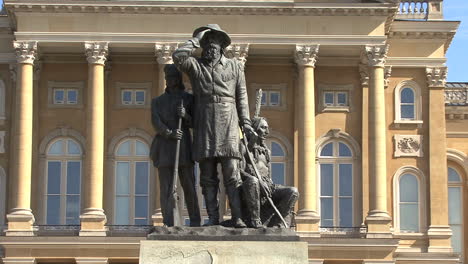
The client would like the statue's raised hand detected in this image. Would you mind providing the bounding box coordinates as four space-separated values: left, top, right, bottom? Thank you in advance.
169 129 183 140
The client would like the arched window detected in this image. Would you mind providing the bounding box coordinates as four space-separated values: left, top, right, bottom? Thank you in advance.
448 167 463 255
114 138 150 225
267 140 287 185
394 81 422 124
400 88 415 120
318 140 354 227
393 167 426 233
45 138 82 225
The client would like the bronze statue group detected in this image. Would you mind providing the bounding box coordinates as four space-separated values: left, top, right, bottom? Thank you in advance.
150 24 298 229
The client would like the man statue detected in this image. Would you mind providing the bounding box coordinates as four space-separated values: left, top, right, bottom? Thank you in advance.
150 64 201 227
173 24 255 228
240 117 299 228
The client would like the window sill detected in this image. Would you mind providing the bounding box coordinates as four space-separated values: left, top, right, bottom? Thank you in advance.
321 107 350 113
393 232 427 239
394 120 423 128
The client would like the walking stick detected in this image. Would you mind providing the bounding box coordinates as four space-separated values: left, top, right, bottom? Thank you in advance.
240 128 289 228
166 98 184 226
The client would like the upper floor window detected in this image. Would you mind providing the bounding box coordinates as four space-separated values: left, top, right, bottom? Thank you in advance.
48 81 84 108
394 81 422 125
114 138 150 225
261 90 281 107
116 82 151 108
448 167 464 255
45 138 82 225
318 84 353 113
318 140 354 227
251 83 287 111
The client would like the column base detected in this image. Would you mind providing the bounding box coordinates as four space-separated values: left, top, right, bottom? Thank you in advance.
2 258 36 264
75 258 108 264
365 210 392 238
151 211 164 227
5 209 36 236
295 210 320 234
427 225 453 253
79 208 107 236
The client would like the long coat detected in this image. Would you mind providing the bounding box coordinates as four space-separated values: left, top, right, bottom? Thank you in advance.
173 41 250 161
150 90 194 168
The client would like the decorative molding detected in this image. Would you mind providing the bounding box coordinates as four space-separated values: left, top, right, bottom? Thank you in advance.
394 135 423 158
154 43 179 65
294 45 319 67
38 127 86 156
13 41 37 65
107 127 153 156
33 61 42 81
0 131 5 153
315 128 361 158
363 44 389 67
426 67 447 88
84 42 108 65
359 64 369 87
384 66 392 88
224 44 249 70
386 57 446 68
9 63 17 83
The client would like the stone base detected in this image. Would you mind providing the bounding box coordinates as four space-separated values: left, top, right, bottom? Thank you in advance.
5 209 36 236
139 240 308 264
79 209 107 236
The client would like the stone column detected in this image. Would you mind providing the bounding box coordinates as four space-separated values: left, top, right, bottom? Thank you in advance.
294 44 320 232
359 64 370 221
80 42 108 236
426 67 452 252
363 44 392 237
6 41 37 236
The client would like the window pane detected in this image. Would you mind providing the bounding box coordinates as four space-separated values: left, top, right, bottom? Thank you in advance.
116 140 131 156
401 88 415 103
339 164 353 196
271 163 285 185
116 162 130 195
136 140 149 156
448 167 461 182
400 174 418 202
338 143 352 157
400 203 419 232
270 92 280 106
271 142 285 157
451 225 462 253
54 90 64 103
261 92 267 106
122 90 132 104
448 187 462 224
401 105 415 119
135 196 148 219
135 162 149 195
66 195 80 225
324 92 334 105
135 219 148 225
337 92 347 105
67 90 77 104
48 140 63 155
135 91 145 104
184 218 191 226
47 195 60 225
320 198 333 226
320 142 333 157
47 161 61 194
67 140 81 155
67 161 81 195
339 198 353 227
115 197 130 225
320 164 333 196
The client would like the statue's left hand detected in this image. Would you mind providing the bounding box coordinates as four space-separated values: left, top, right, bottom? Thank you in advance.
243 123 258 141
177 105 186 118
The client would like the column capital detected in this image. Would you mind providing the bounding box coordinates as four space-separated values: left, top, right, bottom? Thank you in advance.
85 42 108 65
363 44 389 67
295 44 320 67
426 67 447 88
225 43 250 70
359 63 369 87
155 42 179 64
384 66 392 88
13 41 37 65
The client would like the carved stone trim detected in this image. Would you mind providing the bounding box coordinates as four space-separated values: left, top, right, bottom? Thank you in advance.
0 131 5 153
154 43 179 65
384 66 392 88
394 135 423 158
294 45 320 67
363 44 389 67
84 42 108 65
426 67 447 88
13 41 37 65
9 63 17 83
225 44 249 70
359 64 369 87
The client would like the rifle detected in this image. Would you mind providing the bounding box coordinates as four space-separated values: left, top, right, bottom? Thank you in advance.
240 128 289 228
165 98 183 226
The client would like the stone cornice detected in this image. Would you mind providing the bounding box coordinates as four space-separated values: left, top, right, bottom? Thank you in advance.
386 57 446 68
4 1 398 17
13 41 37 64
154 43 179 65
363 44 389 67
225 44 249 69
294 45 319 67
84 42 108 65
426 67 447 88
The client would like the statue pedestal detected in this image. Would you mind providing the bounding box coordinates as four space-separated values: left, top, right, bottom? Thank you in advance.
140 226 308 264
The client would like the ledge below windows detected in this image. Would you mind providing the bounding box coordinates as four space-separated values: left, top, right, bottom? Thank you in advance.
393 120 423 128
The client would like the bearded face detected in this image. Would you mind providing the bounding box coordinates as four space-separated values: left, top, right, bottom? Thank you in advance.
201 32 224 62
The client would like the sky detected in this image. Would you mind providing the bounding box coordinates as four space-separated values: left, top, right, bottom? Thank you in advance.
0 0 465 81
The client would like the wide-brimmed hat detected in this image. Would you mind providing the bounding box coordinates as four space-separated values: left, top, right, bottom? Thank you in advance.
192 24 231 48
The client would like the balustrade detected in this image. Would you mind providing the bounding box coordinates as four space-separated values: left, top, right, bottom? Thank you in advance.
397 0 443 20
445 83 468 106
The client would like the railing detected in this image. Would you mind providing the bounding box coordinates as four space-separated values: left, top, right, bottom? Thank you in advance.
396 0 443 20
319 226 367 238
445 83 468 106
106 225 153 237
36 225 80 236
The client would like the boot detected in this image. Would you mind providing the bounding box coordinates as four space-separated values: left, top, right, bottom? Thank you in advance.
202 186 220 226
226 185 247 228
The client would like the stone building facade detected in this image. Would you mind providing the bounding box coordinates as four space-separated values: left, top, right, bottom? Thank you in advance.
0 0 466 263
